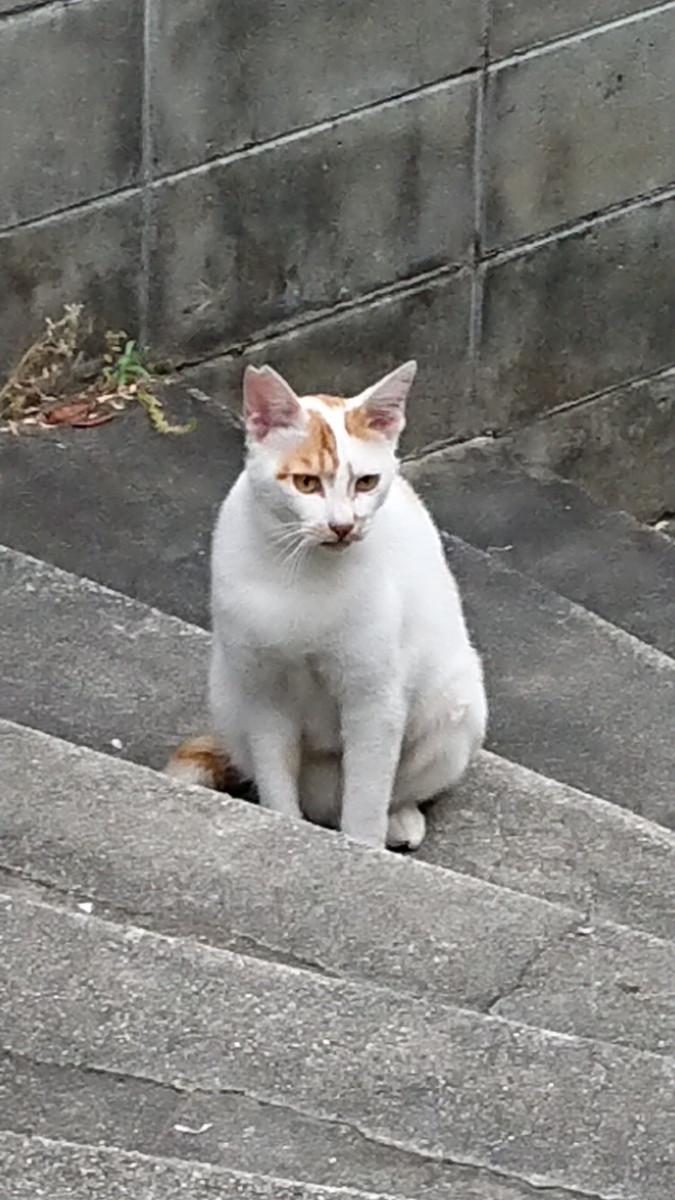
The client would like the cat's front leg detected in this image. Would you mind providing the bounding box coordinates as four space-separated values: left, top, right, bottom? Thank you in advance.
247 704 302 820
340 689 405 849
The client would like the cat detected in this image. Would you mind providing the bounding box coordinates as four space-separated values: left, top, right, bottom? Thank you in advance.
166 360 487 851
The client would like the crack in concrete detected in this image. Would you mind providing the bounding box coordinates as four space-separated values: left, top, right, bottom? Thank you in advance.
0 863 155 926
484 921 579 1014
0 864 340 984
0 1049 609 1200
0 861 593 1020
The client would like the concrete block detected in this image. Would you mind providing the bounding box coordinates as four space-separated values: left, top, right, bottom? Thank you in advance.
147 81 475 358
485 9 675 246
0 0 142 228
490 0 657 58
0 196 142 371
186 271 474 454
507 368 675 522
151 0 483 173
476 195 675 429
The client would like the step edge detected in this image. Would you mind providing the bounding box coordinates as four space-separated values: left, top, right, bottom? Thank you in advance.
3 888 675 1070
479 747 675 850
4 716 675 938
0 1129 407 1200
0 542 209 640
404 439 675 550
442 532 675 674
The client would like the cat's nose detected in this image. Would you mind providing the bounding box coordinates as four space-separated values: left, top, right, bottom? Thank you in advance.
329 522 355 542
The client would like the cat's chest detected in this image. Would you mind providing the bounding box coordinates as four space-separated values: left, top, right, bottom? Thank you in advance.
286 655 341 751
224 576 350 656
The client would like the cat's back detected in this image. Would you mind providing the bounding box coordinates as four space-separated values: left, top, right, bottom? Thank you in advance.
383 476 470 639
381 476 448 565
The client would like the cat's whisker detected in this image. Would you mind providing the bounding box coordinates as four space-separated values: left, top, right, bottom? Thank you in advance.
281 535 312 580
268 522 308 549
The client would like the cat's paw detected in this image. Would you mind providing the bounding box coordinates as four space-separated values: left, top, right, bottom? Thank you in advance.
386 805 426 851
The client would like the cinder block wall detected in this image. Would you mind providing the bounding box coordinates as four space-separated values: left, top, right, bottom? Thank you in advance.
2 1 674 515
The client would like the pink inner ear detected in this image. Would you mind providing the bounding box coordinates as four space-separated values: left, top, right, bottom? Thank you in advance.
244 366 302 441
247 394 299 440
366 402 403 435
360 360 415 439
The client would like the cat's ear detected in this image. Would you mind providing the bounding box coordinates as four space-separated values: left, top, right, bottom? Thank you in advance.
243 364 304 441
358 360 417 440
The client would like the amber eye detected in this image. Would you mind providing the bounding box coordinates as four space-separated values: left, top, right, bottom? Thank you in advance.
293 474 322 495
355 474 380 493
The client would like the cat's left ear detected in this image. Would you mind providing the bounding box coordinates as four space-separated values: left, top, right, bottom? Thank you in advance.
359 360 417 440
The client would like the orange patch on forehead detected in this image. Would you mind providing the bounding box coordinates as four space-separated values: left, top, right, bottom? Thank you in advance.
277 410 339 478
345 405 379 441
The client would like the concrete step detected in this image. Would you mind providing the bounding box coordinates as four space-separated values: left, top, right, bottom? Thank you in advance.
0 389 243 629
405 442 675 659
0 544 208 770
0 1131 407 1200
422 750 675 943
0 1131 606 1200
445 536 675 829
2 536 674 828
0 1061 579 1200
1 893 674 1200
3 387 673 659
2 720 674 1056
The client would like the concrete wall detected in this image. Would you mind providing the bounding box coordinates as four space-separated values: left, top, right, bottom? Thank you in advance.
1 1 674 513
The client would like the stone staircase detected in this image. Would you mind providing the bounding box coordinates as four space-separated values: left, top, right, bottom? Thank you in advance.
1 392 674 1199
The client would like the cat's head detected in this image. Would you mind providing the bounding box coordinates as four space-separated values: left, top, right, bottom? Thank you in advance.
242 360 416 551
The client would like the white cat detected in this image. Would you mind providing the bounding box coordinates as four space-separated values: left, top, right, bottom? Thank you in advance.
167 361 487 851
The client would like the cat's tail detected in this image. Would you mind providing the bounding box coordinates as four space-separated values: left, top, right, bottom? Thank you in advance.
164 734 249 793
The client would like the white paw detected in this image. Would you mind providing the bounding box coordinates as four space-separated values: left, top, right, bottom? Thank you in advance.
387 806 426 851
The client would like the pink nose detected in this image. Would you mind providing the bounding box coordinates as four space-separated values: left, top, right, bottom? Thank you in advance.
329 523 355 542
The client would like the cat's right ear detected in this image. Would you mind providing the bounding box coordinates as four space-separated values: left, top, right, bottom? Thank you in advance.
243 365 304 441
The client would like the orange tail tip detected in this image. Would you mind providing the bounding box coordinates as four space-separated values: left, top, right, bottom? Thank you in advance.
165 735 246 792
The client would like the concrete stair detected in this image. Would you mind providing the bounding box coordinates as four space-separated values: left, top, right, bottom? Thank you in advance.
4 720 675 1054
0 1133 416 1200
2 891 675 1200
406 440 675 658
3 535 674 823
1 394 674 1198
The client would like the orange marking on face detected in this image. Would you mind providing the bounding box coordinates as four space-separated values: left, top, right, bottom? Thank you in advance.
277 411 339 479
345 405 379 441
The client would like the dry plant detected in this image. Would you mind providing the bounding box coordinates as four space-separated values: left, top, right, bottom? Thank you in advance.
0 303 85 421
0 305 194 435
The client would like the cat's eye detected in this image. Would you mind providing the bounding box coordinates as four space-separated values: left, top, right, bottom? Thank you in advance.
293 474 322 495
355 474 380 493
